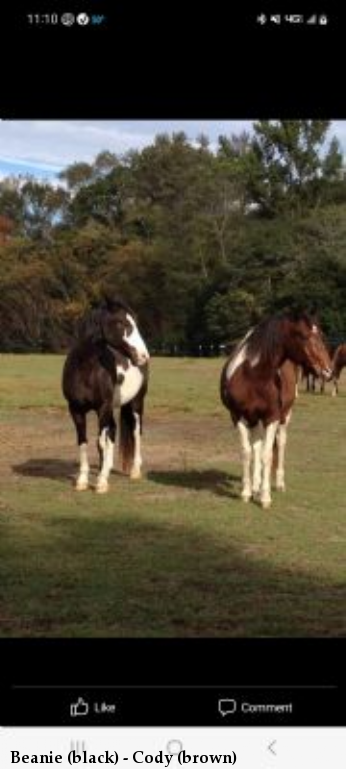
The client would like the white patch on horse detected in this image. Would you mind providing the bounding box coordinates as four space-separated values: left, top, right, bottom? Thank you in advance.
76 442 89 490
226 329 260 380
114 363 144 407
237 419 252 501
99 427 107 453
96 427 114 493
125 313 150 364
130 412 142 479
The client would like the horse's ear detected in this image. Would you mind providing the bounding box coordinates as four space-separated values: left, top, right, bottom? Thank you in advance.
102 292 127 313
101 293 112 311
284 302 310 322
306 303 319 322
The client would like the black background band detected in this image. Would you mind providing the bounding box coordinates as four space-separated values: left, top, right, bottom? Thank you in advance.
1 639 343 726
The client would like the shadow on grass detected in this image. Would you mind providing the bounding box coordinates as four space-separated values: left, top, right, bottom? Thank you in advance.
12 458 129 483
148 469 241 499
0 508 345 637
13 458 78 481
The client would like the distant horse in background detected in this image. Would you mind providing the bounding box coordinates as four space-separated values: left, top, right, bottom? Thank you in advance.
220 311 332 508
62 298 150 493
300 363 327 394
331 343 346 396
298 339 336 395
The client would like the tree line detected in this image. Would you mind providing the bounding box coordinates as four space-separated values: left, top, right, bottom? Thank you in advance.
1 120 346 352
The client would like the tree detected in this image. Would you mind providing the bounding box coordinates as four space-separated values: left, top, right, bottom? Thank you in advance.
204 289 260 344
249 120 343 214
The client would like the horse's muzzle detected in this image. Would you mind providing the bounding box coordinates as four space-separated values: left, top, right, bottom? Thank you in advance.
137 352 150 366
132 350 150 367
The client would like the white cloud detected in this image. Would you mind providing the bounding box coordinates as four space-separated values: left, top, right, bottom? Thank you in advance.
0 120 344 182
0 120 253 174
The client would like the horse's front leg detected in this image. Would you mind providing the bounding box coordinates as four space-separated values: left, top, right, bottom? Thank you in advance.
69 406 89 491
251 425 263 501
331 376 339 396
237 420 252 502
96 406 116 493
260 420 279 509
275 412 291 492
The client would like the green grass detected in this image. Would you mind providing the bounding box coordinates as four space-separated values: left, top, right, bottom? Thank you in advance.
0 355 346 636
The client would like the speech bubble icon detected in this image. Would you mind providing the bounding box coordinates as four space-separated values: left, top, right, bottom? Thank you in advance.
218 698 237 716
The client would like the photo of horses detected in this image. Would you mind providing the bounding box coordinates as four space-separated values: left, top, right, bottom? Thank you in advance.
1 119 346 638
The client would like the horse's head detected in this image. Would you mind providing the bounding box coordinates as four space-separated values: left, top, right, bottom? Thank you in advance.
284 312 332 380
101 300 150 367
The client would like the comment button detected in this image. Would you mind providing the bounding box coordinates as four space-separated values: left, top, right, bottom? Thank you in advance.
218 698 237 716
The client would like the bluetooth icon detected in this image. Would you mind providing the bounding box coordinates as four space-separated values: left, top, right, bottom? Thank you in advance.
257 13 267 25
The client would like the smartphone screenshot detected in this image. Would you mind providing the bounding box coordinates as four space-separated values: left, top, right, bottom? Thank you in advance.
0 4 345 767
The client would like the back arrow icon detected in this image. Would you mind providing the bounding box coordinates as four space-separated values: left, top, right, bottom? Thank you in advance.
268 741 277 756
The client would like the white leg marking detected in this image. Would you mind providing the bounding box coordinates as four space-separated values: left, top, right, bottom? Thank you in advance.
96 428 114 493
130 413 142 480
275 411 291 492
76 442 89 491
237 420 252 502
260 421 279 508
251 425 264 499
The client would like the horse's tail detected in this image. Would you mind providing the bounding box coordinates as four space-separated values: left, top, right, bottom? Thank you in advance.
119 403 135 474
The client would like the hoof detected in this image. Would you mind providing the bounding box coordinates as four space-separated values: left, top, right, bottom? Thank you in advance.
95 478 109 494
261 499 272 509
276 482 286 492
75 479 89 491
130 468 142 480
241 492 251 503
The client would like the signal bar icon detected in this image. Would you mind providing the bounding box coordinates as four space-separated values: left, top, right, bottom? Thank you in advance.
306 14 317 24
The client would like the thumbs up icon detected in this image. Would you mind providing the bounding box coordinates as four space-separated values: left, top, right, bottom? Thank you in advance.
70 698 89 717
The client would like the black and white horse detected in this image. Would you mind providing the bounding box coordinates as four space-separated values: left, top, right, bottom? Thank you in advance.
62 299 149 493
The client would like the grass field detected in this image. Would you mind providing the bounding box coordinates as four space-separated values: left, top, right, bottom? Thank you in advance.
0 355 346 637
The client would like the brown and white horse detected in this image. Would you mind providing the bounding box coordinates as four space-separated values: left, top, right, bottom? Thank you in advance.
331 343 346 396
220 311 332 508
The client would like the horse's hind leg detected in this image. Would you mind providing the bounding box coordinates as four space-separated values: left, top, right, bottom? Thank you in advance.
96 405 116 494
69 406 89 491
120 400 143 480
130 410 143 480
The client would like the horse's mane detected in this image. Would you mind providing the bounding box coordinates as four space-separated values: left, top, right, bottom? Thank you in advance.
246 310 314 365
78 296 135 342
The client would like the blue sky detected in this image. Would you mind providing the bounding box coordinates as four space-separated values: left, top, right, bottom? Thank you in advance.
0 120 345 184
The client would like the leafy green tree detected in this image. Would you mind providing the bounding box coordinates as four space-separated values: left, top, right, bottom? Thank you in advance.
250 120 343 214
204 289 260 344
